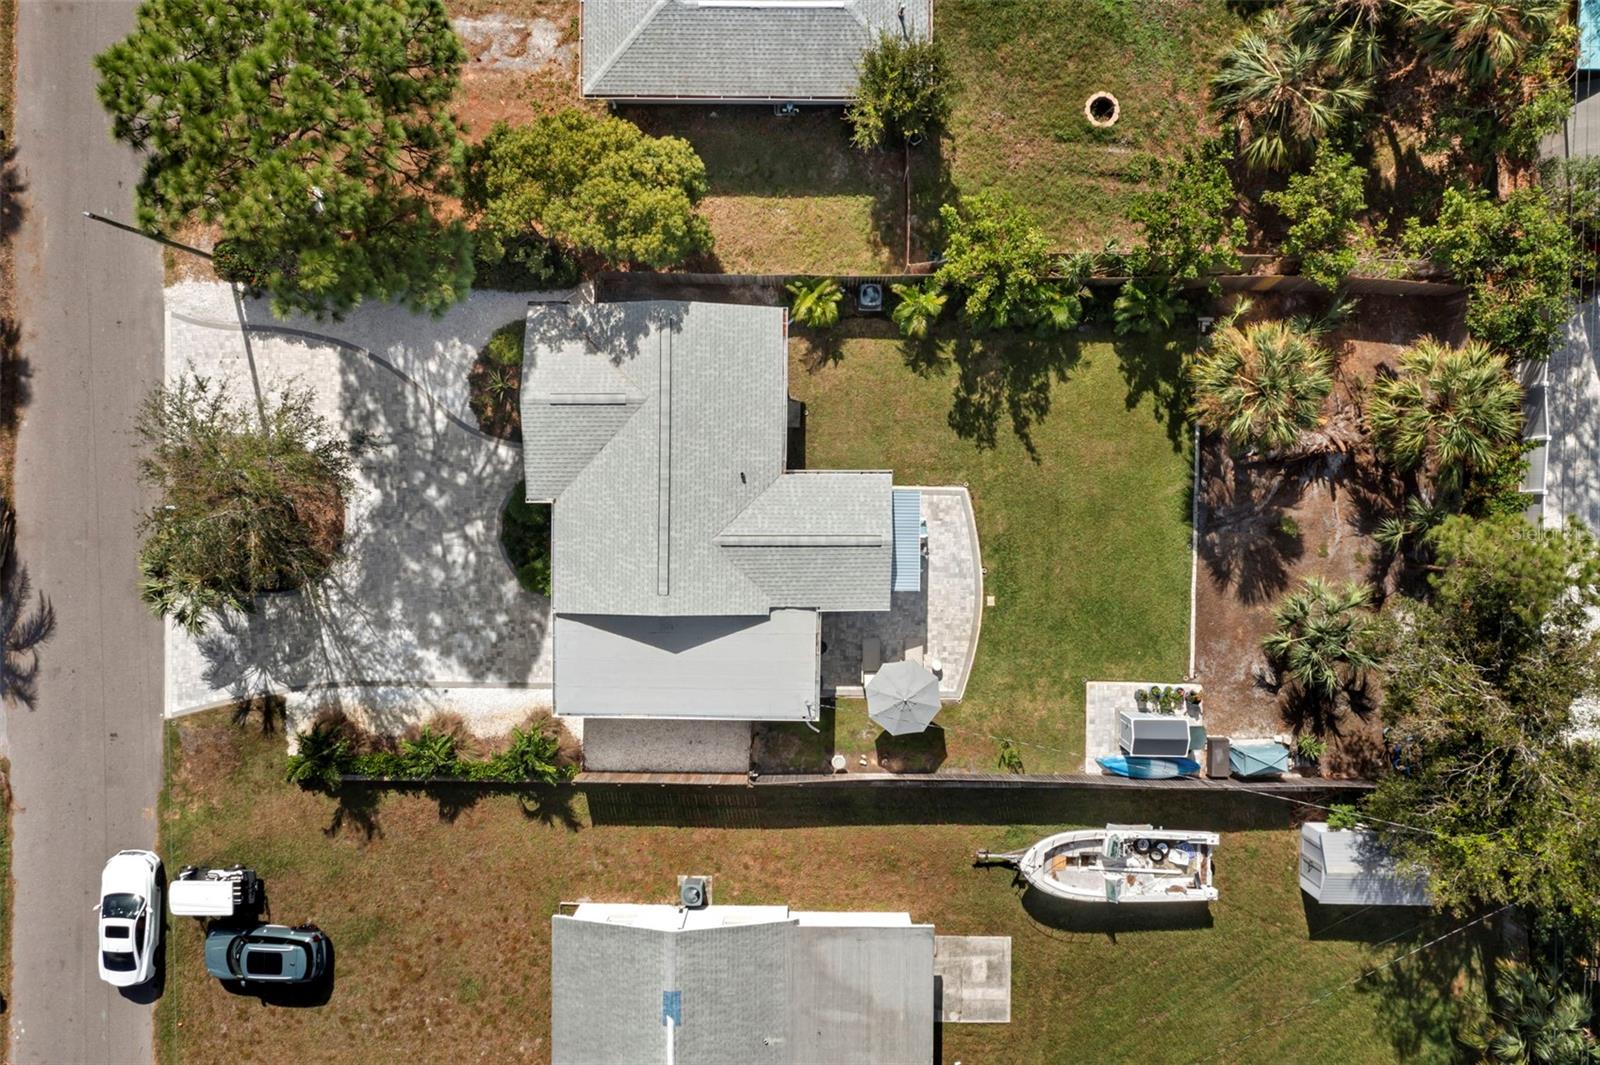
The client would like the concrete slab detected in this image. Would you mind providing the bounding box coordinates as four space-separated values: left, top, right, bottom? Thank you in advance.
934 935 1012 1023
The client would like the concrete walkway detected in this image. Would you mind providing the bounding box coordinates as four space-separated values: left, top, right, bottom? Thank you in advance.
7 3 164 1062
162 284 555 738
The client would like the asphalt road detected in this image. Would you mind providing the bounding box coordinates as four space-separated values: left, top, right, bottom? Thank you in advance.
7 2 165 1062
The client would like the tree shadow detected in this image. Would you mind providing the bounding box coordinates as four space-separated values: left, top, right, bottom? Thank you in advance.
0 317 29 435
751 702 837 775
0 143 24 244
230 693 287 736
323 783 383 842
1 507 58 710
1110 329 1192 449
945 332 1085 459
1355 906 1496 1062
1301 896 1438 943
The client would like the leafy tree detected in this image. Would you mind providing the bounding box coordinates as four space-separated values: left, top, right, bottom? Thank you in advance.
890 280 946 339
1364 514 1600 923
136 374 353 635
846 34 954 149
1263 144 1370 290
1404 187 1575 359
934 194 1055 331
1463 961 1600 1065
1263 576 1382 700
1407 0 1563 85
1367 337 1522 494
1128 140 1247 283
1189 315 1334 452
787 277 844 329
0 508 56 710
1541 156 1600 254
467 110 711 269
1210 9 1373 170
95 0 473 317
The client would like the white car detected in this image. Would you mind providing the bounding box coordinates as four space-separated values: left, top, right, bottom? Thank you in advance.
97 850 162 987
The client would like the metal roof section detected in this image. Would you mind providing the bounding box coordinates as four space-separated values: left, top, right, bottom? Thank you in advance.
553 610 821 720
1298 823 1432 908
552 903 934 1065
890 488 922 593
580 0 932 101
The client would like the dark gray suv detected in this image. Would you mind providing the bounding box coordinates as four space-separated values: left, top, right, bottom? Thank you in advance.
204 924 329 984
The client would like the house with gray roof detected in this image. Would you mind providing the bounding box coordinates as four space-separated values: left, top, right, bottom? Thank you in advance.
579 0 933 103
551 898 935 1064
522 298 918 728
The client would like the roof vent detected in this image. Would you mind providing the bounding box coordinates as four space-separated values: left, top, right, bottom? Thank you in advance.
679 875 711 909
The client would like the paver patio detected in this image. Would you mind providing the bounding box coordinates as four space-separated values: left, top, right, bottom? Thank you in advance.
162 283 557 737
821 486 983 702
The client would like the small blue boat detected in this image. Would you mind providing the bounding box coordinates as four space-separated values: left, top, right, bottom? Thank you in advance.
1096 756 1201 779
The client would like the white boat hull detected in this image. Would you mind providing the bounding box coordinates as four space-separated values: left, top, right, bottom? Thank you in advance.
1015 826 1220 904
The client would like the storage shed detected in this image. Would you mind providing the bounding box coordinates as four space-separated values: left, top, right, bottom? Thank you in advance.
1298 822 1431 908
1118 712 1194 757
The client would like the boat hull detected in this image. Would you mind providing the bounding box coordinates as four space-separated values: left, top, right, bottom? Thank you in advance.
1096 756 1200 779
1015 826 1220 904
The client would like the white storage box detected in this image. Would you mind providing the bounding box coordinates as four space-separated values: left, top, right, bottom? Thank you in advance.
169 879 237 918
1118 711 1194 757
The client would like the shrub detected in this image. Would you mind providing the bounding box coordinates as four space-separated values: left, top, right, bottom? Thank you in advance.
288 708 577 784
889 280 946 339
846 34 955 149
1541 156 1600 253
500 483 552 597
1403 187 1574 359
136 374 353 635
1113 275 1185 335
1295 732 1327 762
1263 144 1369 291
1128 140 1247 285
469 320 527 441
285 711 360 790
467 110 712 269
786 277 844 329
934 194 1055 331
1263 576 1382 701
471 233 578 292
996 739 1024 774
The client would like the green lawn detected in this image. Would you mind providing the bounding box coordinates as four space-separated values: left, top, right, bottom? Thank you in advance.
789 325 1193 773
616 2 1241 271
937 0 1242 248
156 712 1476 1064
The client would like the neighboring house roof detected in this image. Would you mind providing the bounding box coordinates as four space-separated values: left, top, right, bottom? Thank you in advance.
522 300 892 618
1298 823 1432 908
580 0 933 101
551 903 935 1065
553 610 820 719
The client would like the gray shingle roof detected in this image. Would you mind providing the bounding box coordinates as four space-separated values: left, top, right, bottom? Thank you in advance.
551 913 935 1065
580 0 933 101
521 300 892 617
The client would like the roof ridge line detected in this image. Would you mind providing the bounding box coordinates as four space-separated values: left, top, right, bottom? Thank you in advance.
583 0 674 95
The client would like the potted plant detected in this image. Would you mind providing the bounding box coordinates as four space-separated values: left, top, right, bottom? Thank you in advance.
1134 688 1148 707
1189 690 1203 710
1295 733 1327 774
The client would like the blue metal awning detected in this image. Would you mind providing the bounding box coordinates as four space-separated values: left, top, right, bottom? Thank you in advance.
891 489 922 593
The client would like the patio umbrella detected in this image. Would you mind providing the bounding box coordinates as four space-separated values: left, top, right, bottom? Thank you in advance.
866 660 942 736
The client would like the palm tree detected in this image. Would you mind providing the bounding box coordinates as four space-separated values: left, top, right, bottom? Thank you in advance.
1211 10 1374 170
1286 0 1406 78
1406 0 1563 85
890 280 946 339
1262 576 1381 700
0 508 57 710
1464 961 1600 1065
1366 337 1521 491
1190 316 1335 453
787 277 843 329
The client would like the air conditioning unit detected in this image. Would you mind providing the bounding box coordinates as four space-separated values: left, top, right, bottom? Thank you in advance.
857 283 884 312
678 876 711 909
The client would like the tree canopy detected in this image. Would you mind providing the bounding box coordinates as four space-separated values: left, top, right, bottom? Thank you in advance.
1189 315 1334 453
1263 144 1369 291
1365 515 1600 926
95 0 473 317
136 374 353 635
934 194 1078 332
466 110 712 270
1128 139 1247 284
846 34 955 149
